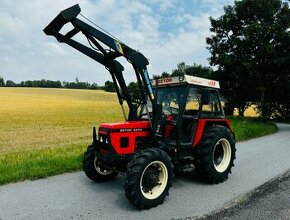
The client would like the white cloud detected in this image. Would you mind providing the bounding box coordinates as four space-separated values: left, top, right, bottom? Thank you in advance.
144 0 176 12
42 42 68 57
0 0 235 84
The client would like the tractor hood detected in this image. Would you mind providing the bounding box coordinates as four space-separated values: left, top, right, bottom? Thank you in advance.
99 121 151 133
97 121 151 155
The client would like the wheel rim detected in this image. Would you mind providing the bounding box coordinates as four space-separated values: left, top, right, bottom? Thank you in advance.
213 138 231 173
140 161 168 200
94 157 113 175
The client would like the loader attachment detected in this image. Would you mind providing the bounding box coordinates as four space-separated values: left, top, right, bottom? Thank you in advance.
44 4 157 125
43 4 80 36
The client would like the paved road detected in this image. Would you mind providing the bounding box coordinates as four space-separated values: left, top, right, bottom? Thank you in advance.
202 170 290 220
0 124 290 220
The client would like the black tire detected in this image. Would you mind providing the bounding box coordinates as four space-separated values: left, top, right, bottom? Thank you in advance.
124 148 174 209
83 145 117 182
195 125 236 183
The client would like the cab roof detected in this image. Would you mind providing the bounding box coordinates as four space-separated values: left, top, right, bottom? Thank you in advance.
152 74 220 89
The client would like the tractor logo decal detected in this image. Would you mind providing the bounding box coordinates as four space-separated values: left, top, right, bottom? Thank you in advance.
158 78 172 84
114 40 124 55
178 75 185 82
112 128 150 133
208 81 216 87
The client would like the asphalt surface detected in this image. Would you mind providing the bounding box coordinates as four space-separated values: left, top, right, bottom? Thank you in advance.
201 170 290 220
0 123 290 220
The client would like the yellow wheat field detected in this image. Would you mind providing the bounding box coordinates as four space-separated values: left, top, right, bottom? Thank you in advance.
0 88 259 155
234 105 259 117
0 88 124 154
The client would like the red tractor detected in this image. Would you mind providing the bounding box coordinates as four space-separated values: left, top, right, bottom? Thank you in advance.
44 5 236 209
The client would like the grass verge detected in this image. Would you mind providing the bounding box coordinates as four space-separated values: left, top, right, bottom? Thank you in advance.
0 144 87 185
229 116 279 141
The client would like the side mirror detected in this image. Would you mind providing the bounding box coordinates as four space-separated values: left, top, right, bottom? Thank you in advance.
201 88 210 105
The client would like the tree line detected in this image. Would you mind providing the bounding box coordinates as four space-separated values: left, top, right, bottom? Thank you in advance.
0 77 101 90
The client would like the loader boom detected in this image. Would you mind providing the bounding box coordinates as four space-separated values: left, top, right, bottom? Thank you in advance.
44 4 156 122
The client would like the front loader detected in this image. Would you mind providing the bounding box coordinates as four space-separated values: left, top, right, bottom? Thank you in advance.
44 4 236 209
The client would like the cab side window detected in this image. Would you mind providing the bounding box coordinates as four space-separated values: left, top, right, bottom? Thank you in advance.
201 90 223 117
184 88 201 116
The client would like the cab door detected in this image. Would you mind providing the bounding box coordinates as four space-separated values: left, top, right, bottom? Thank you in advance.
180 87 201 144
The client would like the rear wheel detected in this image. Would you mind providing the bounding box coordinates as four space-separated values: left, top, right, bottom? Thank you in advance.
195 125 236 183
83 144 117 182
124 148 173 209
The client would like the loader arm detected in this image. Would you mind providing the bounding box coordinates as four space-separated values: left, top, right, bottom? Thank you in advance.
43 4 157 122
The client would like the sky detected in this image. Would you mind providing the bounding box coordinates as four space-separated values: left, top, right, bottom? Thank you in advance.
0 0 235 85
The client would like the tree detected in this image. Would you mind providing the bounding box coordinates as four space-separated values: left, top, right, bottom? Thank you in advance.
104 81 115 92
90 83 99 89
0 77 5 87
171 62 214 79
127 82 141 103
153 71 170 79
206 0 290 118
6 80 17 87
153 62 214 79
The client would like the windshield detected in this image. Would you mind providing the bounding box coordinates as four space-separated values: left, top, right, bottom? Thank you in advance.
157 86 188 115
138 86 188 118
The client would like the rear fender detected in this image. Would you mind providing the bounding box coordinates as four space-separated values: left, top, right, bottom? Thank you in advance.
192 119 234 148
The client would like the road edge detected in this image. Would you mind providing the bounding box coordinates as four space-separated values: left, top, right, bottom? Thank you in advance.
196 169 290 220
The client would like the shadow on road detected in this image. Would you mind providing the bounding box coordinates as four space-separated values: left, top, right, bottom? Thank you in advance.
80 167 209 211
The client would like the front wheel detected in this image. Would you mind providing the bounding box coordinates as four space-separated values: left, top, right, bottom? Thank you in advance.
124 148 173 209
83 144 117 182
195 125 236 183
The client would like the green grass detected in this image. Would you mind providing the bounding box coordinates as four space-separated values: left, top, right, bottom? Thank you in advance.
0 145 85 185
229 116 279 141
0 88 278 185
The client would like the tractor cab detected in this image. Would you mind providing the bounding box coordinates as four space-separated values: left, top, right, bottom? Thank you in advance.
141 75 226 150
